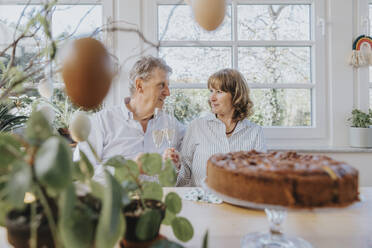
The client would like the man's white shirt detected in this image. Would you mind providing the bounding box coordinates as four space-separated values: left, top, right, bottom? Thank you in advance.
73 103 185 184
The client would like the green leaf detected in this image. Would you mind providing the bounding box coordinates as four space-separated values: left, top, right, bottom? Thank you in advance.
59 207 95 248
135 209 162 241
142 182 163 201
151 240 184 248
95 172 125 248
58 184 76 220
0 202 12 226
3 161 31 208
114 159 139 183
89 180 104 200
159 160 177 187
25 111 53 145
34 136 73 192
79 151 94 179
72 161 84 181
202 230 209 248
165 192 182 214
104 155 126 168
0 133 23 169
171 217 194 242
162 209 175 226
141 153 162 176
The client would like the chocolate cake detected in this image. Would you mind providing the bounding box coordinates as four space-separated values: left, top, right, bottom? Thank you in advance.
206 150 359 207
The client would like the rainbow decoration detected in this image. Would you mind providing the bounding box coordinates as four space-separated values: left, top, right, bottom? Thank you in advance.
349 35 372 67
353 35 372 51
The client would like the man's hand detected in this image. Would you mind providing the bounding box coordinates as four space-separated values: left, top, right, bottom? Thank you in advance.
163 148 180 170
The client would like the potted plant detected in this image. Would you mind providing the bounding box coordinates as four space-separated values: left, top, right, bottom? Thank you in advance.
0 110 125 248
103 154 194 247
0 103 27 132
348 109 372 148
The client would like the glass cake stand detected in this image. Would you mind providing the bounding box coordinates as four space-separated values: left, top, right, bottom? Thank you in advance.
202 179 312 248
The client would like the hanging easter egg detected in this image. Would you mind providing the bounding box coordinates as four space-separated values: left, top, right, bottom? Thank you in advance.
190 0 226 31
62 37 113 110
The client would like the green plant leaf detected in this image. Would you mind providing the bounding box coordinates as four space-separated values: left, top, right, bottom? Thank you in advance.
114 159 139 182
79 151 94 179
165 192 182 214
202 230 209 248
34 136 73 192
72 161 84 181
59 206 95 248
141 153 162 176
58 183 76 220
142 182 163 201
0 202 12 226
135 209 162 241
162 209 175 226
104 155 126 168
3 161 31 208
171 217 194 242
0 133 23 169
25 111 53 145
95 172 125 248
89 180 105 200
151 240 184 248
159 160 177 187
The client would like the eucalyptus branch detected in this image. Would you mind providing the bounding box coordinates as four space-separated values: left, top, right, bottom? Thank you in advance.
0 66 45 101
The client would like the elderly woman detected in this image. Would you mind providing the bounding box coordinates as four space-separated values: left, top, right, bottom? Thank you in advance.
177 68 266 187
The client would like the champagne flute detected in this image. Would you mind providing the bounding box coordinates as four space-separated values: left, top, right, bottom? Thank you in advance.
162 105 176 148
152 108 164 149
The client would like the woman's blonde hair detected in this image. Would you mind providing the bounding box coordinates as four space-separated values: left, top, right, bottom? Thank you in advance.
207 68 254 121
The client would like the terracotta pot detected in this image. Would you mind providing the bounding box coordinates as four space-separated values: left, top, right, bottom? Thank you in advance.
123 199 166 244
6 204 55 248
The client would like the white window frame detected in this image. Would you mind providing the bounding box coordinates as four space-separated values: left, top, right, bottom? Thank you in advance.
355 0 371 111
143 0 327 142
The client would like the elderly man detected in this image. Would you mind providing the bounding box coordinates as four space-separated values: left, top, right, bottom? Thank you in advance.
74 56 184 183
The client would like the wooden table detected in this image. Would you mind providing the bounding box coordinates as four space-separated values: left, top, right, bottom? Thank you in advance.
0 188 371 248
160 187 372 248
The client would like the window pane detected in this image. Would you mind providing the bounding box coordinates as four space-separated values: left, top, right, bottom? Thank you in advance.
166 89 210 124
158 5 232 41
160 47 232 84
238 47 311 84
52 5 102 39
238 5 310 41
0 5 43 45
251 89 311 127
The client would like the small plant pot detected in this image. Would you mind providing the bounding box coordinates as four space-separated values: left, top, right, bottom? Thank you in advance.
6 205 55 248
349 127 372 148
122 199 166 245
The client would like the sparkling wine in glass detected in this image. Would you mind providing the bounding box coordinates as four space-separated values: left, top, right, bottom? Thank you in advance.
152 129 164 149
162 105 176 147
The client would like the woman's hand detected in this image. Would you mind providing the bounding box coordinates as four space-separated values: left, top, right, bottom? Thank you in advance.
163 148 181 170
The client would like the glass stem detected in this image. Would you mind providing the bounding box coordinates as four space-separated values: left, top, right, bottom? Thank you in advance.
265 208 287 236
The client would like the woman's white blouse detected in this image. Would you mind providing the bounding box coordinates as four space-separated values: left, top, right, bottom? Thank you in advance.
177 113 267 187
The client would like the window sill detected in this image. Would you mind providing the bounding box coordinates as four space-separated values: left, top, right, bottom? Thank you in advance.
268 146 372 153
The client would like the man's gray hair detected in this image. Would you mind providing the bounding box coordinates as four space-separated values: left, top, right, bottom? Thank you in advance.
128 55 172 95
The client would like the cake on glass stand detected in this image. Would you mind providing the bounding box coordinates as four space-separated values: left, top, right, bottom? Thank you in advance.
203 150 360 248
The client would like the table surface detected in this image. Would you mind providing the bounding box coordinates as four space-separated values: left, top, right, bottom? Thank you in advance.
0 187 371 248
160 187 372 248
